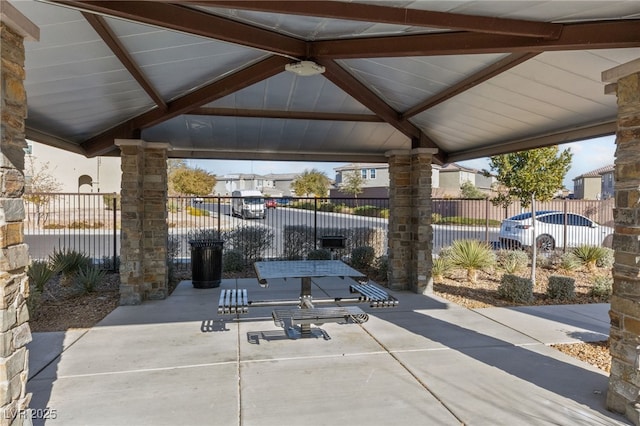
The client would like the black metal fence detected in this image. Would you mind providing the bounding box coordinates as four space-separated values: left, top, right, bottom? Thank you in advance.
23 193 615 270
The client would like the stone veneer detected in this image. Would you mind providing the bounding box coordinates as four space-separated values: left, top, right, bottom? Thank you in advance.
0 4 39 424
115 140 169 305
386 148 437 293
606 69 640 424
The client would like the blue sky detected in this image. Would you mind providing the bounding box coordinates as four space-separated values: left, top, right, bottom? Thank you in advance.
189 135 617 191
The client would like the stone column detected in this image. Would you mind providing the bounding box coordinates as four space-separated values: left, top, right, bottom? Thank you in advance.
386 148 437 292
0 3 39 424
386 150 411 291
602 60 640 424
115 140 169 305
411 148 437 294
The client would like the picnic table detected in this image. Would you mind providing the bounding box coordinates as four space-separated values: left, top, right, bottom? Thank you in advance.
218 260 398 339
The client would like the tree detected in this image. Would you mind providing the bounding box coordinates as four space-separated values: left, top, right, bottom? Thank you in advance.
169 166 216 197
486 146 572 208
24 156 63 226
291 169 330 197
340 169 365 203
460 181 486 199
167 159 188 195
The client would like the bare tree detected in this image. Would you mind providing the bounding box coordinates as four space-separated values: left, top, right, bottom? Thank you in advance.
24 156 63 227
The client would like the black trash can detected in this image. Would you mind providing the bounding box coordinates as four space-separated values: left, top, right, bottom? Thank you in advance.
189 239 224 288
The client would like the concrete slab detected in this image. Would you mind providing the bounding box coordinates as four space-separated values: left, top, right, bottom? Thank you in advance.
26 279 629 426
27 330 86 379
474 304 610 344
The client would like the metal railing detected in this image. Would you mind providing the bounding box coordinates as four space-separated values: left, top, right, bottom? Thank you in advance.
23 193 615 270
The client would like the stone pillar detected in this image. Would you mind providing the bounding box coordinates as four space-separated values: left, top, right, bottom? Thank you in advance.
386 151 411 291
386 148 437 293
0 3 39 424
411 148 437 294
602 61 640 424
115 140 169 305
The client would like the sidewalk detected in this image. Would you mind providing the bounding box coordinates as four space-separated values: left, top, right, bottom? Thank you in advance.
27 279 628 425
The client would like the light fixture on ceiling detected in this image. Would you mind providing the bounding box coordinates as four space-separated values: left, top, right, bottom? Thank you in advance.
285 60 325 77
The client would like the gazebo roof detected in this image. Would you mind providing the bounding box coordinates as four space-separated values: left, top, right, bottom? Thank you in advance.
10 1 640 165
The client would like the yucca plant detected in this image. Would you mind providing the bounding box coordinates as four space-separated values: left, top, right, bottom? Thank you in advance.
432 256 451 281
76 266 106 293
572 245 609 272
559 252 581 273
49 248 92 286
27 260 55 293
447 239 496 284
496 250 529 274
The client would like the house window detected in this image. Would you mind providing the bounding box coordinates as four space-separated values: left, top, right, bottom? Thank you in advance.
361 169 367 179
370 168 376 179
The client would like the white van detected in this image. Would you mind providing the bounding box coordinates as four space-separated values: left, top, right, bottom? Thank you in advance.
231 190 266 219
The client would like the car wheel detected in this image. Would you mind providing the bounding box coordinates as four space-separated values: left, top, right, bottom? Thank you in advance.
536 234 555 252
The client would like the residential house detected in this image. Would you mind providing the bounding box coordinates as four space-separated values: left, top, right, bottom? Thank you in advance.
573 164 614 199
436 163 493 197
332 163 391 197
213 174 267 196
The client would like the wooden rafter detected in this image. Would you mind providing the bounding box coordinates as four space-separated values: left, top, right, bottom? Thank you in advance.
82 12 168 112
190 107 383 122
82 56 291 156
187 0 562 39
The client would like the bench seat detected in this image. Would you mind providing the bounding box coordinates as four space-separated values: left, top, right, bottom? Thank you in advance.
218 289 249 314
349 283 398 307
272 306 369 329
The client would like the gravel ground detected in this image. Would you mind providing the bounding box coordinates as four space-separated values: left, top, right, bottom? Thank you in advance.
28 265 611 372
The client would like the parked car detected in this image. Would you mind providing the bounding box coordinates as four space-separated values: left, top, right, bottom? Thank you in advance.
499 210 613 252
265 199 277 209
192 197 204 204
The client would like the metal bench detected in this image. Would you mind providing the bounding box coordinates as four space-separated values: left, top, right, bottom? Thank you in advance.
217 289 249 314
272 306 369 330
349 283 398 308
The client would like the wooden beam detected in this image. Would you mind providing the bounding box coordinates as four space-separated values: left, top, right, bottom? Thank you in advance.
402 53 540 120
190 107 383 122
55 1 306 57
186 1 562 39
82 13 168 111
82 56 291 156
311 20 640 59
602 57 640 83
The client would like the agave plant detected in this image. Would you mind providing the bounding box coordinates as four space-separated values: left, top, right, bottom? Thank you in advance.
49 248 92 286
76 266 107 293
571 245 609 272
447 239 496 284
27 260 55 293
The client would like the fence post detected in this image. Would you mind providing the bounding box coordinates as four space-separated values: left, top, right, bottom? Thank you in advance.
563 199 568 252
313 198 318 250
112 193 117 271
217 196 221 240
485 198 490 245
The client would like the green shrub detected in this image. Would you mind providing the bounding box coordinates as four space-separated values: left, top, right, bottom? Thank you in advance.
590 275 613 298
75 266 106 293
438 217 502 227
26 288 43 320
351 246 375 270
496 250 529 274
306 249 332 260
558 252 581 272
497 274 533 303
223 250 245 272
447 239 495 284
27 260 54 293
432 256 451 281
223 226 273 263
547 275 575 300
596 248 614 269
572 245 609 271
291 201 315 210
431 213 442 224
49 248 92 285
353 206 384 217
68 221 104 229
318 203 336 212
188 228 219 241
282 225 316 260
372 255 389 282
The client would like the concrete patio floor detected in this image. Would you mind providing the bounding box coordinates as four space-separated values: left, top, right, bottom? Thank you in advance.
26 278 629 425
